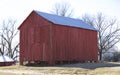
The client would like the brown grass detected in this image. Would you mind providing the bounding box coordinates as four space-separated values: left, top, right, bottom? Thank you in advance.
0 62 120 75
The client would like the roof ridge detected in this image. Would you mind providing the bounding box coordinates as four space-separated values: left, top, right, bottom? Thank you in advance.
34 10 84 22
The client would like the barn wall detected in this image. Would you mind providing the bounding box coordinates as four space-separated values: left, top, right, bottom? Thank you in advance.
19 11 52 65
52 25 98 63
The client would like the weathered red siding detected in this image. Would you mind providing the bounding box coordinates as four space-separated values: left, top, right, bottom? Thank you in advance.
52 25 98 63
19 11 52 65
19 11 98 65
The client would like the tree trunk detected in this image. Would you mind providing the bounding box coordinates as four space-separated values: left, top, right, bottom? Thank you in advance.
99 51 102 60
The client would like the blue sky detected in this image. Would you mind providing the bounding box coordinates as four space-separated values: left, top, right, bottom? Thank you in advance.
0 0 120 26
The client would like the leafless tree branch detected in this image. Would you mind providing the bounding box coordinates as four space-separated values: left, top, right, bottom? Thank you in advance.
50 2 74 17
0 19 19 61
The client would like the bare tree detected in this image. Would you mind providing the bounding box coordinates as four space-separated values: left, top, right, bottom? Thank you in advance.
51 2 74 17
112 51 120 62
0 19 19 60
103 46 119 61
82 13 120 60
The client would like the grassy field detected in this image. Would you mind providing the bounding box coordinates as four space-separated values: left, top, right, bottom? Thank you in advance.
0 62 120 75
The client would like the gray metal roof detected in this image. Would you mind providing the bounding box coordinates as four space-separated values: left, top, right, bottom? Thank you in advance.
35 10 96 31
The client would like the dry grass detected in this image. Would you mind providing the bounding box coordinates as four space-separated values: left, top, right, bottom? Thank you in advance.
88 67 120 75
0 65 88 75
0 62 120 75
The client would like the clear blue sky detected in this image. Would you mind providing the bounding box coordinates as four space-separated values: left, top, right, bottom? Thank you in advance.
0 0 120 26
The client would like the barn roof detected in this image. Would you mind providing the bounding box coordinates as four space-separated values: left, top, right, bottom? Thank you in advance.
35 10 96 31
0 55 14 62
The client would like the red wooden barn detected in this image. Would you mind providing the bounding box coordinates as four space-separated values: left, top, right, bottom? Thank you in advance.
18 10 98 65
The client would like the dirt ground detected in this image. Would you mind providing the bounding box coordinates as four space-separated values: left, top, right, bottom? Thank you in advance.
0 62 120 75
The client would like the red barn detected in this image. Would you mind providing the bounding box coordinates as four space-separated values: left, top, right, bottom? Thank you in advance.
18 10 98 65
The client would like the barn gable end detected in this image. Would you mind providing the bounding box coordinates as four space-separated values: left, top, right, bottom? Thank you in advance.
19 11 52 64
